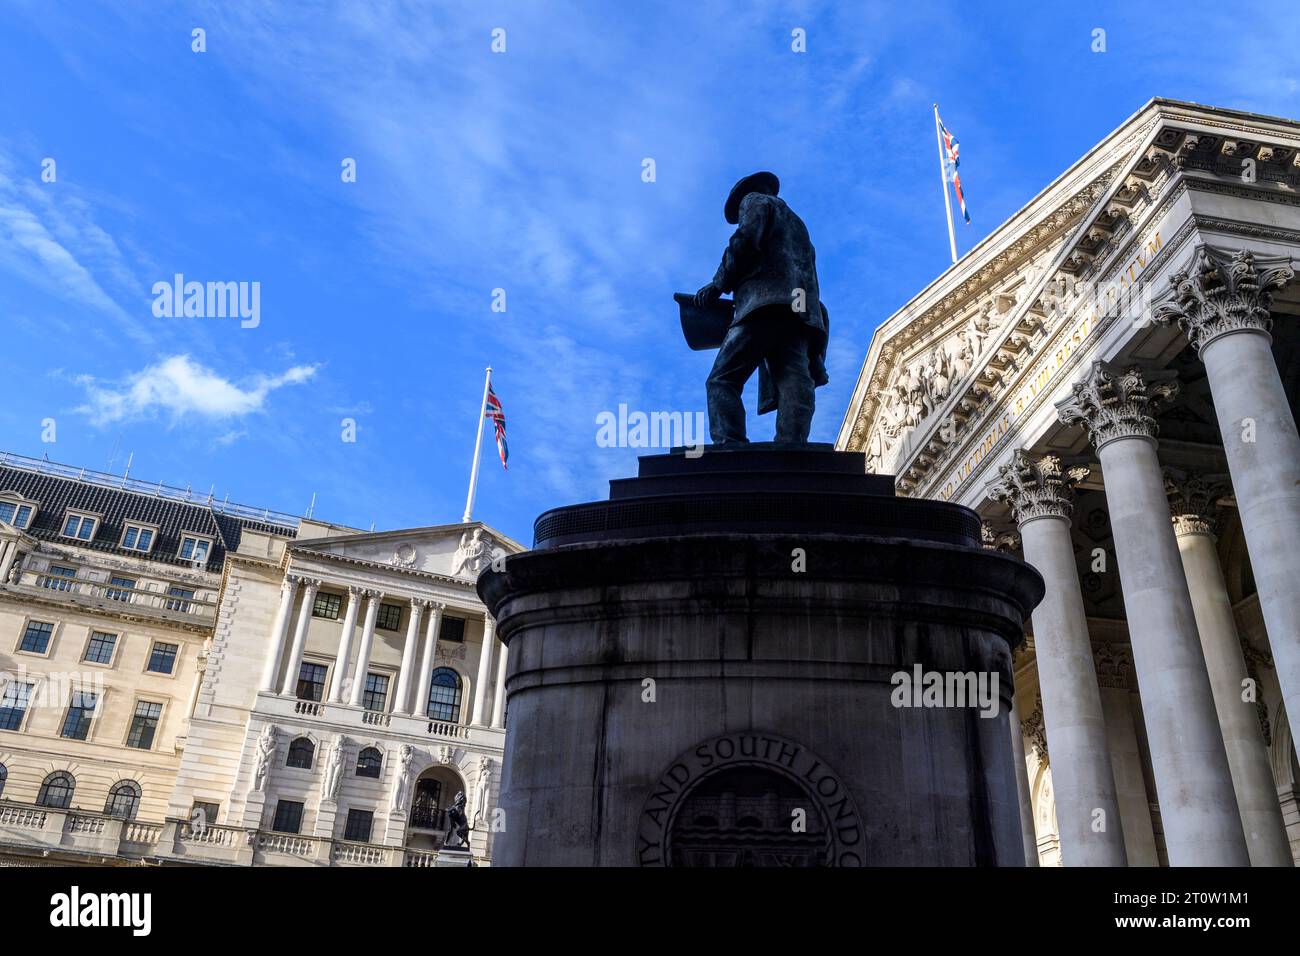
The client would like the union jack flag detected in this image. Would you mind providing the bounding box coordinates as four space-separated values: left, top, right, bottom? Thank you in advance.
938 115 970 224
485 382 508 469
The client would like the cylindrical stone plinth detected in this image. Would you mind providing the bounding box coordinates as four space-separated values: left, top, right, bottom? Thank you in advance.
478 446 1043 867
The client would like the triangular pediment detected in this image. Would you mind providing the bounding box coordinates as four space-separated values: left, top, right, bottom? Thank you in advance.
290 520 524 582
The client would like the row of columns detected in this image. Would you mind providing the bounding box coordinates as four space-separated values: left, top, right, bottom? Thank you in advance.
987 245 1298 867
258 574 507 728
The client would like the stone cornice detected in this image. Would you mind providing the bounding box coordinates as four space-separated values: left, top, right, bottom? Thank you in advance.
986 451 1089 525
1056 361 1179 450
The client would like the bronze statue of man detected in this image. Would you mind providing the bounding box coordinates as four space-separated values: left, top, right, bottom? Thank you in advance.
694 171 829 444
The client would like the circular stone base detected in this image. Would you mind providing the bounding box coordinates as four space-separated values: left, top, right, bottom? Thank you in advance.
478 447 1043 867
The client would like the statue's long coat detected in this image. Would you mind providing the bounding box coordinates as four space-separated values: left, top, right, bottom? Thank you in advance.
710 192 829 414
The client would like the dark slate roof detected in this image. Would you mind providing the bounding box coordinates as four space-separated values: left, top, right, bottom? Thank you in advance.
0 460 298 572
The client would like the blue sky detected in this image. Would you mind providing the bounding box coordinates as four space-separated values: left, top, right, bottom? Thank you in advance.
0 1 1294 545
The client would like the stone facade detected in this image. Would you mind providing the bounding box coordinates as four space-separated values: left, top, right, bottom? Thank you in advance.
0 453 521 866
838 98 1300 866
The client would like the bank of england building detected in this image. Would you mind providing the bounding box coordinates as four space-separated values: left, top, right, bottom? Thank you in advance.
0 453 519 866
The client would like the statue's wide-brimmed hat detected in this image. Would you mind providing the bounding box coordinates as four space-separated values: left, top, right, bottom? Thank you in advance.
724 171 779 224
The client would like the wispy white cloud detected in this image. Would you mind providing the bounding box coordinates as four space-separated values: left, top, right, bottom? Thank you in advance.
0 151 147 342
75 354 318 426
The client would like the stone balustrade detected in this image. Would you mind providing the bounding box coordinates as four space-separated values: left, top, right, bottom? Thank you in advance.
0 800 454 867
5 572 218 627
255 692 495 747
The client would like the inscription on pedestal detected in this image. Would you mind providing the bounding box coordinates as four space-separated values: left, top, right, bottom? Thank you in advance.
636 731 864 867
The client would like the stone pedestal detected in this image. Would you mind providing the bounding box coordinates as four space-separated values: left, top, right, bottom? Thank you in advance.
434 847 474 867
478 445 1043 867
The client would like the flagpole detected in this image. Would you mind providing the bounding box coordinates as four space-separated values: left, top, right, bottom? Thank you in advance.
462 365 492 523
934 104 958 265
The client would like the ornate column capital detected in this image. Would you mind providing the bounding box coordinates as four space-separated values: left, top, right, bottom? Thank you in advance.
1021 695 1048 761
980 522 1021 552
1093 642 1134 690
986 449 1090 524
1164 468 1228 538
1055 361 1179 449
346 584 363 597
1153 246 1294 353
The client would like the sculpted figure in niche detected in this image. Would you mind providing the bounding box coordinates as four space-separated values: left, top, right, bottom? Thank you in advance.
472 765 493 826
391 744 414 812
322 734 346 801
253 725 278 792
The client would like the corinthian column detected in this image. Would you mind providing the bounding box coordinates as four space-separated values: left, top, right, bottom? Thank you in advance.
327 586 362 704
279 578 320 697
392 598 424 715
348 591 383 708
988 451 1127 865
1056 361 1248 865
1154 247 1300 763
414 602 444 719
1165 470 1292 866
259 575 300 692
471 615 497 726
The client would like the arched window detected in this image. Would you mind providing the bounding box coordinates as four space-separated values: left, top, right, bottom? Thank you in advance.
105 780 142 819
426 668 462 723
0 763 7 799
286 737 315 769
37 771 75 809
355 747 383 779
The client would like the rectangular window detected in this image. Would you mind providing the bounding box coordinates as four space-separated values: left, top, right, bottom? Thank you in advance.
41 566 76 592
0 682 34 731
165 586 195 613
0 501 33 528
439 616 466 643
296 661 328 702
19 620 54 654
272 800 304 834
343 808 374 843
362 673 389 712
178 536 212 563
60 689 98 740
61 513 97 541
84 631 118 665
312 592 342 620
106 576 136 602
121 524 155 552
190 801 220 829
376 603 402 631
126 699 163 749
146 641 179 675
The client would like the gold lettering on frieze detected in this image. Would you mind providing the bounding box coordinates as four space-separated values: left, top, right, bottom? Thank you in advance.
937 231 1163 501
